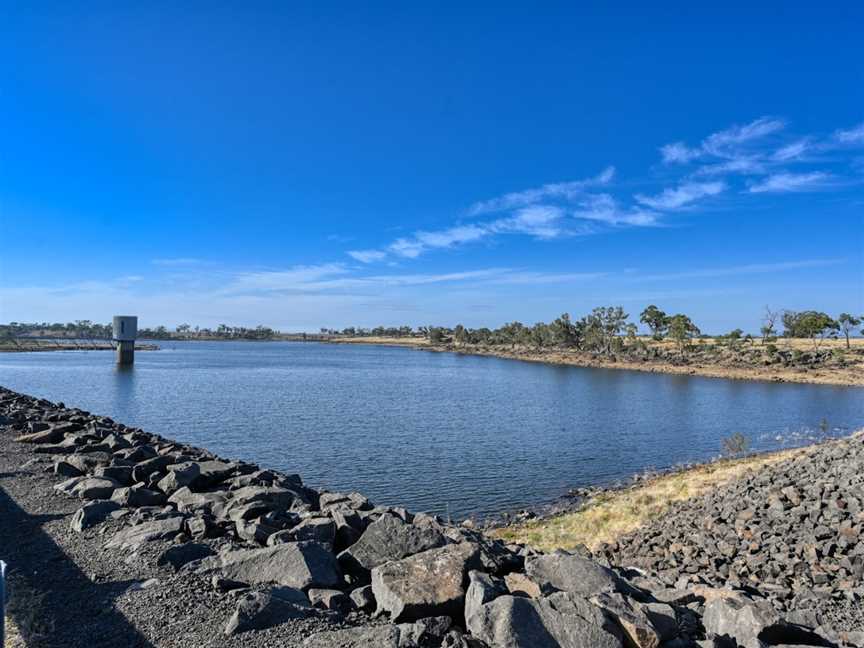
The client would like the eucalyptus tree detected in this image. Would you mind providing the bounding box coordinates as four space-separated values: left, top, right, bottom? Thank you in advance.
497 321 529 347
530 322 555 348
453 324 469 346
667 314 701 357
783 311 838 350
639 305 669 340
581 306 629 356
549 313 581 348
837 313 861 349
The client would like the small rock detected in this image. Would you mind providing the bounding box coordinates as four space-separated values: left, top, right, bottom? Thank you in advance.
349 585 376 612
307 588 352 614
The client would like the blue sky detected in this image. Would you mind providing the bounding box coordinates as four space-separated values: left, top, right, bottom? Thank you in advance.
1 3 862 333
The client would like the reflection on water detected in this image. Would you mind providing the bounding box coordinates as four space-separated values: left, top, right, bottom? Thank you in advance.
1 341 862 518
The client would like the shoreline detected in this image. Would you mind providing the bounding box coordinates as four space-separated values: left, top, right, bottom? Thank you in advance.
328 337 864 387
485 437 842 545
0 342 159 354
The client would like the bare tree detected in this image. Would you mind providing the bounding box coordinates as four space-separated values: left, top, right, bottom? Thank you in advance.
760 306 779 345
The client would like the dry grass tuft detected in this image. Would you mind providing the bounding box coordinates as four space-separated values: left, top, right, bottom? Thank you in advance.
490 446 817 552
4 618 24 648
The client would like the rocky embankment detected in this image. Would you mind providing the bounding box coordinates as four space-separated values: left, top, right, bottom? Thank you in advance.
0 385 861 647
601 434 864 638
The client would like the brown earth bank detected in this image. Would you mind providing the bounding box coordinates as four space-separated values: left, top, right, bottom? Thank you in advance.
329 336 864 387
1 386 863 647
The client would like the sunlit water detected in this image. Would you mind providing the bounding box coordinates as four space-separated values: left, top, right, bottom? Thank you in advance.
1 341 862 519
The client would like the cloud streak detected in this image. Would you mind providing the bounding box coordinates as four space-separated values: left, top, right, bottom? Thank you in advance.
748 172 831 193
635 181 725 210
661 117 785 164
834 122 864 144
468 166 615 215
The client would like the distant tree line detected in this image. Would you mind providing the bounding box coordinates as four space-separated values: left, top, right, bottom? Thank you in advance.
422 305 863 356
0 321 279 341
1 320 112 340
2 307 860 351
320 326 418 338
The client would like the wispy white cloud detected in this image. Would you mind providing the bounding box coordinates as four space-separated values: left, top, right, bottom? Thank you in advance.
660 142 702 164
772 138 811 161
382 207 569 260
468 166 614 215
661 117 785 165
572 194 658 226
692 157 765 176
491 205 566 239
347 250 387 263
748 171 831 193
834 122 864 144
386 224 487 259
701 117 785 156
635 181 725 210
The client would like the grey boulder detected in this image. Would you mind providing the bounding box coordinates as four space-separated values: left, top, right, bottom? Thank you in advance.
466 591 623 648
94 465 134 485
190 460 237 488
371 541 480 622
111 484 166 507
288 517 337 545
156 542 216 571
105 516 185 549
338 513 446 579
15 426 64 444
464 570 508 623
702 595 825 648
197 541 342 590
156 462 201 495
70 500 122 532
167 486 226 514
224 587 312 635
66 452 112 474
525 553 622 597
592 592 660 648
71 477 120 500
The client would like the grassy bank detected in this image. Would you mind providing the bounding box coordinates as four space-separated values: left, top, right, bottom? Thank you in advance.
489 444 822 552
329 336 864 387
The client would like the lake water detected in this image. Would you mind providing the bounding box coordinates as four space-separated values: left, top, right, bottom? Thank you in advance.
1 341 862 519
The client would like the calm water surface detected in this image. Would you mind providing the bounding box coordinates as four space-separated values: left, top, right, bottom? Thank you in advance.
1 341 862 518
